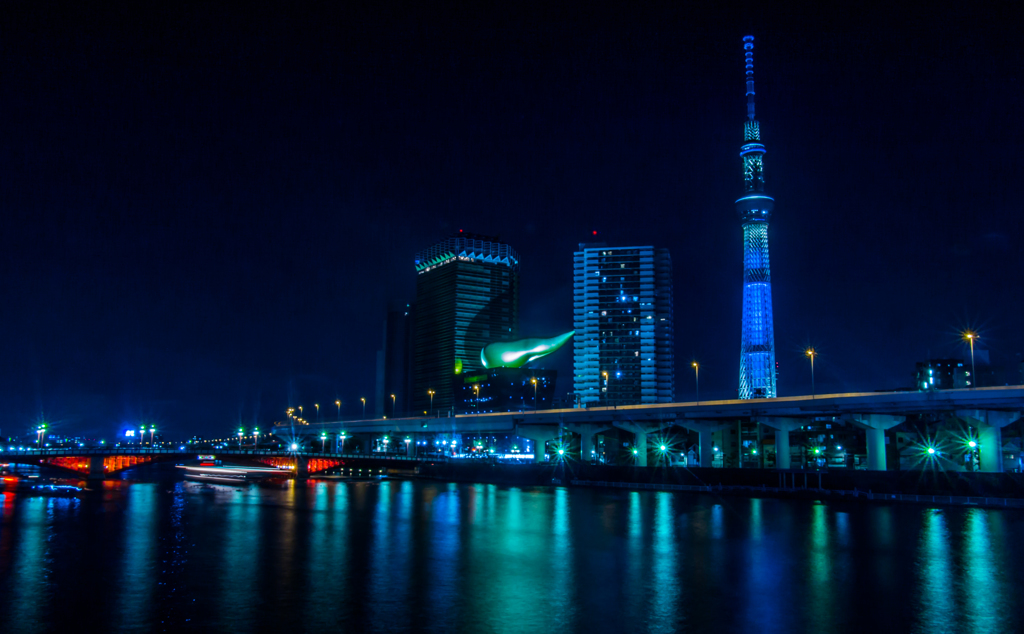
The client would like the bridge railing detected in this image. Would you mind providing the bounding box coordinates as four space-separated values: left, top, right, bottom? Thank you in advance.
0 447 432 461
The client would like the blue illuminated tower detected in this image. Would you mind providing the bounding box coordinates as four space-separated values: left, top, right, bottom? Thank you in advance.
737 35 777 399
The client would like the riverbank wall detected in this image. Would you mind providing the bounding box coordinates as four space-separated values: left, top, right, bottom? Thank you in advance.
415 461 1024 504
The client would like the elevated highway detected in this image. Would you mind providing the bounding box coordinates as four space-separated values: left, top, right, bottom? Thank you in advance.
281 386 1024 472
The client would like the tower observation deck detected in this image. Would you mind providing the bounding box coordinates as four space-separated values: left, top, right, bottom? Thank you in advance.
737 35 777 399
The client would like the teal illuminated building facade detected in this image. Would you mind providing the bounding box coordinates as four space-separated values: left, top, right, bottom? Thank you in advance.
573 244 674 406
412 233 519 415
737 36 778 399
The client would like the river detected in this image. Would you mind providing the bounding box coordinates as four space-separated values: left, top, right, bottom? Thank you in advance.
1 473 1023 633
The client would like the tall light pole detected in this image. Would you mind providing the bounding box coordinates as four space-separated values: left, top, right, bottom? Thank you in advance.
963 331 978 388
238 428 244 448
336 400 341 420
391 394 396 418
140 426 146 446
361 397 366 418
806 348 817 398
253 428 260 449
473 385 480 409
315 403 320 422
149 425 156 446
321 433 327 452
531 377 538 410
692 362 699 404
340 431 347 453
428 390 435 417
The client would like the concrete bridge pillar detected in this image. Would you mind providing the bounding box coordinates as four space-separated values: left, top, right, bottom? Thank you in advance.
979 426 1003 473
775 430 791 469
516 425 560 463
866 428 886 471
88 456 106 479
698 430 714 468
754 417 802 470
295 456 309 479
958 410 1018 473
580 426 596 463
613 421 667 467
634 430 648 467
846 414 905 471
679 421 730 468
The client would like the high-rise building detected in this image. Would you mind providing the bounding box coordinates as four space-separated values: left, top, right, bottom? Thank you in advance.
736 35 778 399
374 304 414 418
412 232 519 414
573 244 674 406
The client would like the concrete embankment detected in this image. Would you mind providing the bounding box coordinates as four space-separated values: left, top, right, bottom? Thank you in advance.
414 461 1024 507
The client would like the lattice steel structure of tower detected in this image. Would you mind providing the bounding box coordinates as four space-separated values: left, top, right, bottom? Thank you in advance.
736 35 777 399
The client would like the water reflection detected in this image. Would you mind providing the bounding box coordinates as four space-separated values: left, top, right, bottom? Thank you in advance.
549 487 576 627
650 492 679 632
114 484 158 632
220 486 263 631
7 497 47 631
916 509 955 634
806 504 834 630
304 482 349 629
962 508 1006 632
1 479 1024 633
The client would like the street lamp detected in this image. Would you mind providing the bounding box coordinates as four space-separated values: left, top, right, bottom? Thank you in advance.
531 377 538 409
336 400 341 420
391 394 396 418
473 385 480 409
361 397 366 418
140 426 146 446
321 433 327 452
253 428 260 449
315 403 320 422
405 437 411 454
963 331 978 388
340 431 347 453
692 361 699 404
806 348 817 398
428 390 435 416
149 425 156 445
237 428 244 448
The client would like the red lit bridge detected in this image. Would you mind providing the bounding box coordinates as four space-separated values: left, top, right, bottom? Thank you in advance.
0 447 423 479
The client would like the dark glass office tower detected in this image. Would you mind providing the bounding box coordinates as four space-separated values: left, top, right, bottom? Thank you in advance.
413 233 519 415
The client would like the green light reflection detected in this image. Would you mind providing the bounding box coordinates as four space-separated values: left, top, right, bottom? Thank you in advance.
650 492 680 631
963 509 1006 632
915 509 954 634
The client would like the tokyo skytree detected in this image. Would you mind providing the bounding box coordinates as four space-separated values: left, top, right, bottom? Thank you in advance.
736 35 777 399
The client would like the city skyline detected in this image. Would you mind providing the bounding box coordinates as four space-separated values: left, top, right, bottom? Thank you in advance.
2 4 1021 437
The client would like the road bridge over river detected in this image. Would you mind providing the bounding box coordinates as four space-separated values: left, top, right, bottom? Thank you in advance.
0 447 421 478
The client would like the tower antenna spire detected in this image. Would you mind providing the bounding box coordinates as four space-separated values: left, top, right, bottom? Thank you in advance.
743 35 756 120
736 35 777 400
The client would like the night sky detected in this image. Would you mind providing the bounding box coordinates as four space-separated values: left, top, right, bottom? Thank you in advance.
3 2 1021 439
